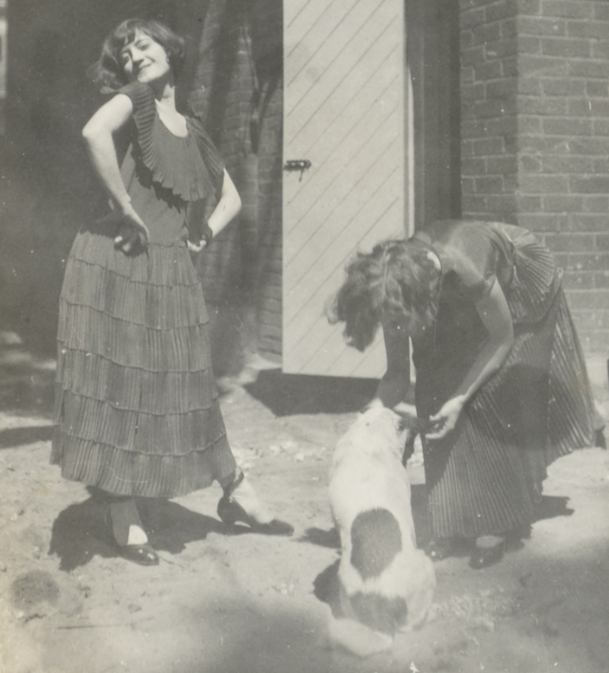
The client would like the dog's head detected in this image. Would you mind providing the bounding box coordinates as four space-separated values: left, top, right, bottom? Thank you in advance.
341 406 409 462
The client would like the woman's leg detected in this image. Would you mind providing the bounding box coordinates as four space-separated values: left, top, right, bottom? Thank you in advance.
217 469 294 536
108 495 148 546
106 493 159 565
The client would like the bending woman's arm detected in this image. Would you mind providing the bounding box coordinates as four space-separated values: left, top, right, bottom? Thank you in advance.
368 318 418 422
427 279 514 439
81 94 149 249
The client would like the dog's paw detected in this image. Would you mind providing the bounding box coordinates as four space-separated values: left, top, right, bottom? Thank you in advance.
328 617 393 658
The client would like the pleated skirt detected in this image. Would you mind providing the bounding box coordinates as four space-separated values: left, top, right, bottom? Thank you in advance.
51 226 236 498
414 236 596 540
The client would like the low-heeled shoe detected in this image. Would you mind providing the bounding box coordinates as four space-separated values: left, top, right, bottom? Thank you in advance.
469 541 505 569
217 497 294 536
119 542 160 566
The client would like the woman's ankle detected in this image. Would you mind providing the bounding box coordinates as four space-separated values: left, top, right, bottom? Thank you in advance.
475 534 505 549
219 469 244 497
219 471 273 524
109 497 148 547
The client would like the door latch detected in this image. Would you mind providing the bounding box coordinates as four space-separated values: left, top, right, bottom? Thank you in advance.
283 159 311 181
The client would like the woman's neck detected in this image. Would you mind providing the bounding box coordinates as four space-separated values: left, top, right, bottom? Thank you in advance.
153 83 187 136
154 88 177 111
149 74 177 109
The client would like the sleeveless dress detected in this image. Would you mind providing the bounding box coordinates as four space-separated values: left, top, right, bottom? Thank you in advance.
412 220 596 540
51 82 236 498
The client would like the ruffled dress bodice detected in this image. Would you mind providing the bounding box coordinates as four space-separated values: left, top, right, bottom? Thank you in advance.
116 81 224 245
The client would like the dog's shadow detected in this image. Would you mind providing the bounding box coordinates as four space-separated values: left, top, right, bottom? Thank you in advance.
49 490 226 572
313 558 343 618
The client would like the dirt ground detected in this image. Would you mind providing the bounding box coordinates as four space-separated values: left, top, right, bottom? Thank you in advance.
1 335 609 673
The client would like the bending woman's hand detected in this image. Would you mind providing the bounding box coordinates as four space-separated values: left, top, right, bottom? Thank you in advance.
427 395 466 440
393 401 419 428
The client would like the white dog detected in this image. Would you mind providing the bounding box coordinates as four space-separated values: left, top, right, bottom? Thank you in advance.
328 406 435 657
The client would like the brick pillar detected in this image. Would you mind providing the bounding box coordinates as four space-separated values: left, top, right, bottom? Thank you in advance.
460 0 609 353
460 0 519 223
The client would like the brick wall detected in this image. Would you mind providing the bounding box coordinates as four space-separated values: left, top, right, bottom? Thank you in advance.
191 0 283 369
460 0 609 353
460 0 520 223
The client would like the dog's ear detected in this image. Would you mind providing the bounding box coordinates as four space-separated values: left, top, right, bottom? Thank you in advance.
401 431 416 466
396 414 409 432
397 414 435 434
396 411 419 433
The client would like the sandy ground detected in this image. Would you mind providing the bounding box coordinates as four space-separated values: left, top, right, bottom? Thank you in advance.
1 338 609 673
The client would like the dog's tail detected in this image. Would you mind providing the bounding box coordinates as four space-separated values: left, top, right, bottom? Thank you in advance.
328 615 393 658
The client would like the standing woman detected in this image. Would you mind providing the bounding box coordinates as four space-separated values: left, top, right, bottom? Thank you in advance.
329 220 598 568
52 19 292 566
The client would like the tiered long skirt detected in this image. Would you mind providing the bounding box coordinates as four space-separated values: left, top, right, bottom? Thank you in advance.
414 232 596 540
52 224 236 498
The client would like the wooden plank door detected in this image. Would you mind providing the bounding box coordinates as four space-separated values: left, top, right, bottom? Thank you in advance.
283 0 408 377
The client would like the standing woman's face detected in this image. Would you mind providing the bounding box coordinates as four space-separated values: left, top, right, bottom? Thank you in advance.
120 30 172 84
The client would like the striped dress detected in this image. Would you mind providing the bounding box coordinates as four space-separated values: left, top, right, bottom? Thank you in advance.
412 220 595 540
51 81 236 498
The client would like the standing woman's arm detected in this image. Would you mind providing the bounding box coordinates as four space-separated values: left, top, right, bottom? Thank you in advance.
208 169 241 236
187 169 242 252
81 93 150 250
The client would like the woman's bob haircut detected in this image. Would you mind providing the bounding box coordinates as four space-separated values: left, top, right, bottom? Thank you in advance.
88 19 186 91
327 239 442 351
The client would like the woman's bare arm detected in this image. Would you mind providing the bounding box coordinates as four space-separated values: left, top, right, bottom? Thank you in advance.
188 169 242 252
366 319 416 416
82 94 149 248
427 279 514 439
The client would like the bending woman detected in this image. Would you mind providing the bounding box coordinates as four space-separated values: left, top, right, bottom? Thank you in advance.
329 220 597 568
52 19 292 566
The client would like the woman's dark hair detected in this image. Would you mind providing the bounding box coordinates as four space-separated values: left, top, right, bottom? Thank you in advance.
327 239 442 351
88 19 186 91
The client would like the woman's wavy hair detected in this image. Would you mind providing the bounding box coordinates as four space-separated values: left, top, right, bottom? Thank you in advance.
327 239 442 351
88 19 186 91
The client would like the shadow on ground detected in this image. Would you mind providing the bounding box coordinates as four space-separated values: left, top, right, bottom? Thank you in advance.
245 369 378 416
0 425 53 448
49 493 227 572
533 495 574 522
0 335 55 418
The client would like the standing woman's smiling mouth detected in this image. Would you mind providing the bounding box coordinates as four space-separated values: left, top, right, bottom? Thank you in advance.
120 31 172 86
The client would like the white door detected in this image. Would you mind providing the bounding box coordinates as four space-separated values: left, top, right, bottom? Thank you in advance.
283 0 409 377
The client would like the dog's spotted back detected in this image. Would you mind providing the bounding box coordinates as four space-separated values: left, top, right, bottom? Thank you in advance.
350 508 402 580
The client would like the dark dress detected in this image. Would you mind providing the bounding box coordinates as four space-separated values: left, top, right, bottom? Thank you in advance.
412 220 595 540
51 82 236 498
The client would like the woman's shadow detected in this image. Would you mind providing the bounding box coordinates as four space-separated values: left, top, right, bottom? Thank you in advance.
49 488 226 572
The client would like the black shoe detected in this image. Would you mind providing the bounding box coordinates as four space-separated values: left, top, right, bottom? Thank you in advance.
469 540 505 569
425 538 457 561
119 542 159 566
105 509 159 566
217 496 294 536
